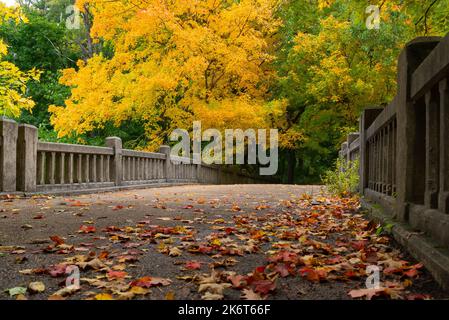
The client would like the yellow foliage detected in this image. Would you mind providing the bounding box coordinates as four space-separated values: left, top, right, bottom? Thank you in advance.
290 15 400 124
50 0 282 148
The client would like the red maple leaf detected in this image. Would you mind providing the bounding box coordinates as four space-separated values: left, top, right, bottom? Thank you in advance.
107 270 127 280
130 276 171 288
48 264 67 277
185 261 202 270
268 251 299 264
228 275 247 288
274 264 291 277
350 240 368 251
403 268 419 278
78 225 96 233
253 280 276 295
299 267 327 282
50 235 65 246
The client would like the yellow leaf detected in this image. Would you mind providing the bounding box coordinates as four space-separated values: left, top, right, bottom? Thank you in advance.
129 286 150 295
95 293 114 300
165 291 175 300
28 282 45 293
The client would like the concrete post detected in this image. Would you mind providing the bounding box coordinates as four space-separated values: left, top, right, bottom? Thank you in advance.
347 133 359 145
105 137 122 186
439 79 449 213
425 90 440 209
217 166 222 185
341 142 348 160
17 124 38 192
0 117 18 192
196 162 202 183
359 108 383 195
395 37 441 221
159 145 171 182
347 132 359 162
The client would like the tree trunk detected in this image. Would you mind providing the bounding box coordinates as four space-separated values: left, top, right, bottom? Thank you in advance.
82 4 94 60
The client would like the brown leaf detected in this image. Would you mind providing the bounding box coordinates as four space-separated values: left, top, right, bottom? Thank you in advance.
201 292 224 300
169 247 182 257
52 285 80 297
198 283 231 295
241 289 264 300
348 288 385 300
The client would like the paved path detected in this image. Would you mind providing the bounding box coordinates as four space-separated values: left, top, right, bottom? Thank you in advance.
0 185 447 300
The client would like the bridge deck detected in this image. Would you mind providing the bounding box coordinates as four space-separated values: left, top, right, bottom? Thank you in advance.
0 184 446 300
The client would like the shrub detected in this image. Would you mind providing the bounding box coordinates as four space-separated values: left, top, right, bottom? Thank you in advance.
322 157 359 197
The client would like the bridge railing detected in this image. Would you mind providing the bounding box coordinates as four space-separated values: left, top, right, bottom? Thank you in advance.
121 149 167 185
0 120 271 194
36 141 115 192
339 33 449 251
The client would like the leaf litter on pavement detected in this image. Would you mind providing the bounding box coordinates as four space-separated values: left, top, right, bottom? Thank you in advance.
0 191 441 300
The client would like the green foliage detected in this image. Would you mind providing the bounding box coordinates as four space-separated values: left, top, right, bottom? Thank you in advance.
0 11 78 125
322 157 359 197
376 223 395 236
272 0 449 183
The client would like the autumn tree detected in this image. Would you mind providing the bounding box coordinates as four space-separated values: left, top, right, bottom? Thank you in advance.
0 3 40 117
49 0 282 149
272 0 448 183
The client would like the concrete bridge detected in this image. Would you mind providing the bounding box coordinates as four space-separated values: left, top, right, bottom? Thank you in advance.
0 184 447 300
1 33 449 299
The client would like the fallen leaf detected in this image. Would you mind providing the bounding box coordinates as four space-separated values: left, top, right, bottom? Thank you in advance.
107 270 127 280
185 261 202 270
201 292 223 300
129 286 150 295
28 282 45 293
228 275 246 289
95 293 114 300
130 276 172 288
169 247 182 257
52 285 80 297
50 235 65 246
252 280 276 295
6 287 27 297
198 283 231 295
48 264 67 277
78 225 96 233
241 289 264 300
348 287 385 300
165 291 175 300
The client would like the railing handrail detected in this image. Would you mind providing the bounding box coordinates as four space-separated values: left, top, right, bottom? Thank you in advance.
37 141 114 155
122 149 166 160
411 34 448 100
365 98 397 140
348 137 360 152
